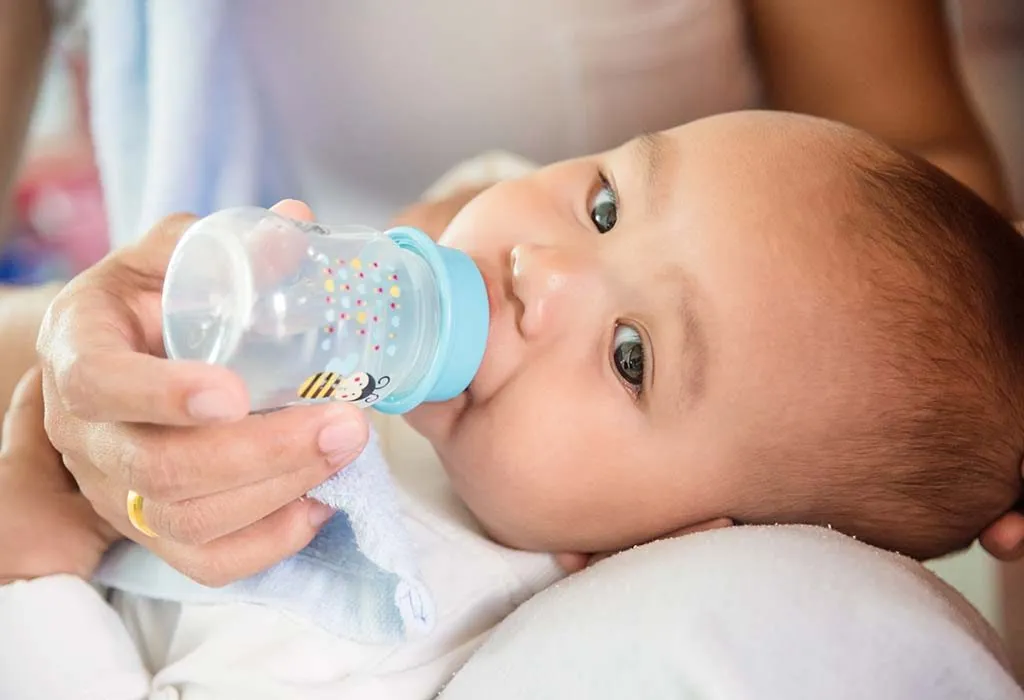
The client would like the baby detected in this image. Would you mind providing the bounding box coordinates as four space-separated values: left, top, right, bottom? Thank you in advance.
410 109 1024 563
4 110 1024 697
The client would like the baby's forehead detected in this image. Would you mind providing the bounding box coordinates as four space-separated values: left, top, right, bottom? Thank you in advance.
606 114 904 302
644 113 878 179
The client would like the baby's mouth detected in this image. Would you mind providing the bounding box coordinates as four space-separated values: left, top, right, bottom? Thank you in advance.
461 250 520 407
477 262 503 324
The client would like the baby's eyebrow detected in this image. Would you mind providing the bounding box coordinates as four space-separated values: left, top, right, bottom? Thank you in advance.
631 131 671 214
670 268 708 409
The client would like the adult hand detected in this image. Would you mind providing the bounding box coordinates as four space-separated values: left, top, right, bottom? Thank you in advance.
984 223 1024 559
0 367 119 584
980 510 1024 561
37 200 369 586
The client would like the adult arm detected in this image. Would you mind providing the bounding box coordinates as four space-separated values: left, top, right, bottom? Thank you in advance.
749 0 1013 215
0 0 52 234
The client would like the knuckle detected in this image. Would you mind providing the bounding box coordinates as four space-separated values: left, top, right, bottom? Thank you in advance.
157 211 197 230
36 289 70 354
41 401 67 452
55 353 99 419
160 500 216 546
120 438 179 501
146 212 197 249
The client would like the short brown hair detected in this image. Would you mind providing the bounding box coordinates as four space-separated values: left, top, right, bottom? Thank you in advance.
806 147 1024 560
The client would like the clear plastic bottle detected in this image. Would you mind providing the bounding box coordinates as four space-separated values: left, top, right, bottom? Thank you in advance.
161 207 489 414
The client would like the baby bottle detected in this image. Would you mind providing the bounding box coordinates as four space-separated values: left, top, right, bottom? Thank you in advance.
161 206 489 414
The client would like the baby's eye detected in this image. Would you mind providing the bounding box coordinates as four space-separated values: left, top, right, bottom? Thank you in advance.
613 324 644 390
589 175 618 234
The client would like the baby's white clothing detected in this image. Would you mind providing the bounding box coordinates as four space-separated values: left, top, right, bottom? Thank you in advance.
0 414 564 700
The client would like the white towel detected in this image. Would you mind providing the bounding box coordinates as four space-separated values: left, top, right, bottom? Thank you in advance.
440 525 1023 699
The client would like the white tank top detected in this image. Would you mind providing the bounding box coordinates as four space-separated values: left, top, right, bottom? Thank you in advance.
85 0 761 247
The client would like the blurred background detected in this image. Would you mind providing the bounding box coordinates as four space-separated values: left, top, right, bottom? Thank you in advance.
2 1 1021 287
0 20 105 285
926 1 1024 680
2 0 1024 678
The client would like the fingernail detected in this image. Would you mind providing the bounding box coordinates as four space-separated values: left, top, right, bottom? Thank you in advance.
317 418 365 461
308 501 336 528
187 390 242 421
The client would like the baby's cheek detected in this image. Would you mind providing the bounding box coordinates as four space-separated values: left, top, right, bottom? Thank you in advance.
444 416 592 548
440 176 560 255
438 190 503 252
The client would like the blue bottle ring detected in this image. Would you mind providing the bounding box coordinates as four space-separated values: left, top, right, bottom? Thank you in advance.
375 227 489 414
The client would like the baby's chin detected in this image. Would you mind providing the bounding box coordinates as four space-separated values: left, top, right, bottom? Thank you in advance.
402 390 470 447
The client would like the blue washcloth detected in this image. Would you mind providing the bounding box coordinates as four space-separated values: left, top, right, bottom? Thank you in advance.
94 428 436 644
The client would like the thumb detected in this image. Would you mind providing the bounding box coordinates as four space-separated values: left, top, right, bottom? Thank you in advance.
0 366 73 492
1 366 51 458
270 198 315 221
116 201 315 283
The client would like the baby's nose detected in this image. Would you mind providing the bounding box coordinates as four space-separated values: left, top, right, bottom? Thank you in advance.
510 243 605 339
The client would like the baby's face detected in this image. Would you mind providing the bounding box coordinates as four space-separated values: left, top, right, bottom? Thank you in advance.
406 111 884 554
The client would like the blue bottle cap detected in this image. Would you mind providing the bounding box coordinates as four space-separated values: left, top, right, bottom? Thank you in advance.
375 226 489 414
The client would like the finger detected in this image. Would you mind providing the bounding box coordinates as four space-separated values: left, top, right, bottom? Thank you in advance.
42 283 250 427
0 368 76 492
1 366 48 455
270 198 315 221
152 498 335 587
141 454 353 545
245 201 319 290
58 492 124 551
0 491 120 581
116 212 199 279
46 344 250 426
979 511 1024 561
68 455 126 529
81 402 368 502
554 552 589 574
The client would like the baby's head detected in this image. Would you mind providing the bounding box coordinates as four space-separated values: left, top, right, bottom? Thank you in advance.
406 110 1024 561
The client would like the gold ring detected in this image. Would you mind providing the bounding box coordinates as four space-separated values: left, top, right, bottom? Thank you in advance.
126 490 158 538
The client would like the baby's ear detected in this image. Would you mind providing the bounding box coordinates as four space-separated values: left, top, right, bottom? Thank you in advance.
1015 220 1024 237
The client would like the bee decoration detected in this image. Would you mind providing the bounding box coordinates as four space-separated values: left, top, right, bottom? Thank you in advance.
298 370 392 405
